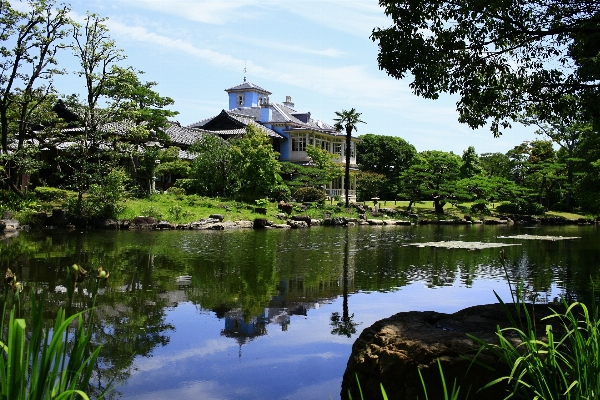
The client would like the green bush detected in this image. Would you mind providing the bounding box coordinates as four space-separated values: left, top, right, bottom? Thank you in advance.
32 186 73 202
166 186 186 197
268 184 291 202
85 169 131 219
496 199 546 215
294 187 326 202
172 179 198 194
470 200 490 214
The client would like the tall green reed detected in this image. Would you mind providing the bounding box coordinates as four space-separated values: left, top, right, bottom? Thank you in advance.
470 287 600 399
0 265 110 400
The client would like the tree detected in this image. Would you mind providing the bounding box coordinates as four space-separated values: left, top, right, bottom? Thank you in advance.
232 125 281 200
459 146 481 179
356 171 387 201
102 65 178 190
509 140 565 210
397 150 462 213
305 144 342 188
357 133 416 199
62 12 126 215
189 134 237 197
371 0 600 136
480 152 514 180
334 108 365 207
0 0 71 196
522 100 591 210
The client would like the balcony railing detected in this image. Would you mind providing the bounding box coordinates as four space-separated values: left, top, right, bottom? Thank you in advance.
325 189 356 199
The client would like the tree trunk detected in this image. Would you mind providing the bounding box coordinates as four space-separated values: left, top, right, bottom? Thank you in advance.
433 196 445 214
345 128 351 207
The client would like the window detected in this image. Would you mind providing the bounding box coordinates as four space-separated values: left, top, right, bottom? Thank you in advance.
321 139 330 152
237 94 244 106
291 135 306 152
333 141 342 155
350 142 355 158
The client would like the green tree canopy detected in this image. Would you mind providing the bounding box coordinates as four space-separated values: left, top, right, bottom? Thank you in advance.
371 0 600 136
232 125 282 200
357 133 416 199
398 150 462 213
0 0 71 196
189 134 237 197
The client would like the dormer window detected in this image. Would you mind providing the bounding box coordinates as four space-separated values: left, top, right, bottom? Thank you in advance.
237 94 244 106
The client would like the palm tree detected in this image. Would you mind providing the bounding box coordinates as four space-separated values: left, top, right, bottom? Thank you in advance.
334 108 365 207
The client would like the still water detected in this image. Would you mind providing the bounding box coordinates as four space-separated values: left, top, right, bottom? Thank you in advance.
1 224 599 399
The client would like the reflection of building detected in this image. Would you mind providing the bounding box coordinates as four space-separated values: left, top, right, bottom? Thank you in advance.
188 80 359 200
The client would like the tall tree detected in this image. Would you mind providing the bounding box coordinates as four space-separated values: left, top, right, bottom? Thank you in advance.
61 13 126 214
398 150 462 213
0 0 71 196
459 146 482 179
189 134 237 197
334 108 365 207
371 0 600 136
102 65 178 191
232 124 281 200
357 133 416 199
480 152 514 180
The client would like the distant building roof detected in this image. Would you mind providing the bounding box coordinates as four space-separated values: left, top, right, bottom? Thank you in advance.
225 80 271 95
188 110 283 139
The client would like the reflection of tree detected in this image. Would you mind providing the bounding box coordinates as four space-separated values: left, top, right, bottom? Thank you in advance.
330 231 360 337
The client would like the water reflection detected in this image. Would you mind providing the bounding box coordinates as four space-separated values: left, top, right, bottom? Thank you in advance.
1 225 599 399
330 230 360 337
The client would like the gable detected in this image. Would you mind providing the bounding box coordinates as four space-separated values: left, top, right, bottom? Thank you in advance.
202 110 246 131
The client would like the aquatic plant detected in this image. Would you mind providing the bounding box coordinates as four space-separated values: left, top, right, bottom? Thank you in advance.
0 267 109 399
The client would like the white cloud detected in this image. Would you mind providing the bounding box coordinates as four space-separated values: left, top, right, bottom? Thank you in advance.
131 339 234 373
126 0 260 24
124 380 228 400
279 1 391 37
233 36 345 57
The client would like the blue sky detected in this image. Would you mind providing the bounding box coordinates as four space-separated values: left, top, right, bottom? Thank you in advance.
50 0 539 155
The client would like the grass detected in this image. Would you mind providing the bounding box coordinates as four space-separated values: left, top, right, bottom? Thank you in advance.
0 268 109 400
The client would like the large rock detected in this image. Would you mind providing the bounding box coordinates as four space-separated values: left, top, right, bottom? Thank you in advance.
342 303 565 400
0 219 19 231
131 216 157 228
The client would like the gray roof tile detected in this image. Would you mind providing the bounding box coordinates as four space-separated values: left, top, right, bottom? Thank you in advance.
225 81 271 95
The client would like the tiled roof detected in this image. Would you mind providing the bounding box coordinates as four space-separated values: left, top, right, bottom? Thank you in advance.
188 110 283 139
165 121 207 146
224 81 271 95
231 103 342 135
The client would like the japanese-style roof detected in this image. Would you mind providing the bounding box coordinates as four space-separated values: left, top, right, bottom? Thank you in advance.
224 80 271 95
229 103 342 135
188 110 283 139
165 121 207 146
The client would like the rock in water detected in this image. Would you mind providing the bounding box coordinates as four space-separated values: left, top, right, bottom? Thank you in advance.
341 303 565 400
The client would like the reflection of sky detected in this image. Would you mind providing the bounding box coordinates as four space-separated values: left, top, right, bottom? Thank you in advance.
117 275 546 400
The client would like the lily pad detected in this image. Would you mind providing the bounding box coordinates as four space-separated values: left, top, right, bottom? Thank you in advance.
407 241 521 250
498 234 580 241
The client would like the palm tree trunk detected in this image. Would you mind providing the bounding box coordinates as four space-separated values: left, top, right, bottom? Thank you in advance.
345 127 351 207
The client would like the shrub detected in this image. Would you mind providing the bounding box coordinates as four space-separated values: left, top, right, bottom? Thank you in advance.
85 168 131 219
173 179 198 194
294 187 326 202
470 200 490 214
33 186 72 202
166 186 186 197
268 184 291 202
496 199 546 215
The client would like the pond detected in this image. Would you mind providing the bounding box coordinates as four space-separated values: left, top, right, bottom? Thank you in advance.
1 224 599 399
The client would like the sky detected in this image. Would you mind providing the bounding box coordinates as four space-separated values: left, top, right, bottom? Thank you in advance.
46 0 540 155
